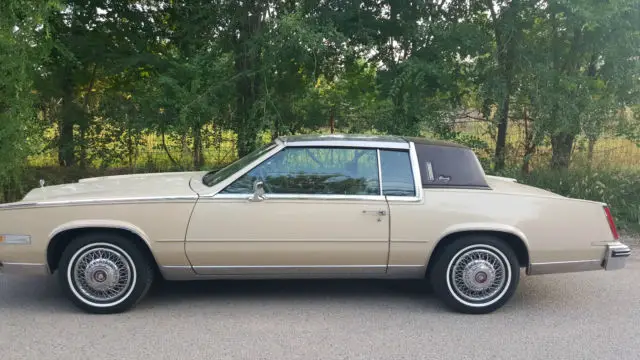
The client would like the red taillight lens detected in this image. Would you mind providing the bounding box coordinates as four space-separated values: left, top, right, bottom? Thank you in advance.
603 206 619 240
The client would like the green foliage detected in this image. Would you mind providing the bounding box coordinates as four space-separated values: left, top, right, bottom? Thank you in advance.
517 167 640 231
0 0 638 235
0 0 58 200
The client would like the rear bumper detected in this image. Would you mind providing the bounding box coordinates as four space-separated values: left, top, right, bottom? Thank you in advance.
0 262 50 276
527 243 631 275
603 243 632 271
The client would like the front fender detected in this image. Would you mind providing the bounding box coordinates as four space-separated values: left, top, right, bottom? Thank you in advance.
48 219 153 247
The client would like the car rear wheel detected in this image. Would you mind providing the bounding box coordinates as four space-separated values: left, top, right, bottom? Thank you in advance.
58 232 155 314
429 235 520 314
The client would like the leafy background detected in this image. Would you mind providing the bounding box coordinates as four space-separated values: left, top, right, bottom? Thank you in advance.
1 0 639 230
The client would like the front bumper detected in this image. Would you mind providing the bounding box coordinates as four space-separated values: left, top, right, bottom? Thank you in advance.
603 243 632 271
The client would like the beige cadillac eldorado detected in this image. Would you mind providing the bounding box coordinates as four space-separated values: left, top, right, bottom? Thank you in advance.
0 134 631 314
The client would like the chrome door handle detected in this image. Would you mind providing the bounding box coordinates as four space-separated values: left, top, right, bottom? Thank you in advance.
362 210 387 216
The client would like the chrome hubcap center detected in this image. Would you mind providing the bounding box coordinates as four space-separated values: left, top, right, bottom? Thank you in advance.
84 259 120 291
462 260 496 292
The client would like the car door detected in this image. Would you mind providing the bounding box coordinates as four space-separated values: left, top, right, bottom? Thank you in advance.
184 145 390 277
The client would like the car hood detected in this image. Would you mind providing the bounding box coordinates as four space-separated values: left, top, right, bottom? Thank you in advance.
21 171 200 202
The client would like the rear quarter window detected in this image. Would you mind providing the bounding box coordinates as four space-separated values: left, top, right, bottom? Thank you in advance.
414 144 489 189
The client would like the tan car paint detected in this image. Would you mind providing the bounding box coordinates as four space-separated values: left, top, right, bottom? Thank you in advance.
185 197 391 274
0 201 196 268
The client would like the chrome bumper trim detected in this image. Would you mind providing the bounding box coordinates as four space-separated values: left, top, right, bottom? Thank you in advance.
527 243 631 275
527 260 602 275
0 262 50 276
603 243 631 271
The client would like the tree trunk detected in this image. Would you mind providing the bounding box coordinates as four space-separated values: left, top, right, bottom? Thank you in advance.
494 98 510 170
488 0 518 171
192 124 205 169
161 128 181 169
550 132 575 170
587 137 596 167
329 107 335 134
233 1 261 158
520 107 536 175
58 73 75 167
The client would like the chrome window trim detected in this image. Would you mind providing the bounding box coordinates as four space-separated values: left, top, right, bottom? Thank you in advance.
404 141 424 202
212 193 386 201
283 140 409 150
204 138 423 203
376 149 383 196
202 141 286 197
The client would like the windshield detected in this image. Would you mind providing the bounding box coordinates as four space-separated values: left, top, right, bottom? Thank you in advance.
202 142 277 187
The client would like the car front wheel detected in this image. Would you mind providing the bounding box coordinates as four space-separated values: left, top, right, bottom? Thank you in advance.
58 232 155 314
430 235 520 314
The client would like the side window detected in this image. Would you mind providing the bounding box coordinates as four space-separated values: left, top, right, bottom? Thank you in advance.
379 150 416 197
221 147 380 196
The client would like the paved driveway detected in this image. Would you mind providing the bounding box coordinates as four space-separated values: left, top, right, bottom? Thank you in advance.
1 252 638 360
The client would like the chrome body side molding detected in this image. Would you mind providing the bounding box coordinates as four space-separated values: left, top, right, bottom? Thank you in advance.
159 265 427 281
0 262 50 276
0 195 198 210
526 260 603 275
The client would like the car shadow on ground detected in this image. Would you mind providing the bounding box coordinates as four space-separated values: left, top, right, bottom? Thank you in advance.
0 268 602 314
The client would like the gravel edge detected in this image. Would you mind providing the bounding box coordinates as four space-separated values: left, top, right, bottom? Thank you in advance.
620 231 640 248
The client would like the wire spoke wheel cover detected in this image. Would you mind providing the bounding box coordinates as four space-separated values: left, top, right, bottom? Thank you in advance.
67 242 137 307
445 244 512 308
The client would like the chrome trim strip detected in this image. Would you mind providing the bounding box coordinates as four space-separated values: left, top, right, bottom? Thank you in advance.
283 140 409 149
376 149 383 196
192 264 388 276
386 264 426 278
192 265 387 268
526 260 602 275
0 195 198 210
159 265 196 280
0 262 50 276
0 234 31 245
160 265 426 280
202 142 286 197
204 139 422 200
212 193 386 201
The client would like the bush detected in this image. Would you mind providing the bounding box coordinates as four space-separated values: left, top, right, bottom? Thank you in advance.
515 167 640 231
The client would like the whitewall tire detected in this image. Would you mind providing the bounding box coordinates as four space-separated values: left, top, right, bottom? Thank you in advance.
429 235 520 314
58 232 155 314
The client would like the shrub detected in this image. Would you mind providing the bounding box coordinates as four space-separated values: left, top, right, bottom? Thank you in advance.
515 167 640 231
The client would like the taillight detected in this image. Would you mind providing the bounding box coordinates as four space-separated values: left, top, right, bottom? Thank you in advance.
603 206 619 240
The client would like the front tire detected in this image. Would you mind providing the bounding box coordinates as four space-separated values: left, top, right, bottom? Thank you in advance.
58 232 155 314
430 235 520 314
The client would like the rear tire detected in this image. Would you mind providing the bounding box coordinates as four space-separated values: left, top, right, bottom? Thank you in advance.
429 235 520 314
58 232 155 314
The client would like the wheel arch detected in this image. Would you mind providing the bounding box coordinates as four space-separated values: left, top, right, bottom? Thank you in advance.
47 221 160 276
426 226 530 276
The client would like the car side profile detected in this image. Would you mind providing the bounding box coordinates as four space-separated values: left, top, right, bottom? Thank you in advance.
0 134 631 314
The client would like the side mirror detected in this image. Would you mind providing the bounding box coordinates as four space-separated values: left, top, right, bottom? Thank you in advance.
249 181 265 202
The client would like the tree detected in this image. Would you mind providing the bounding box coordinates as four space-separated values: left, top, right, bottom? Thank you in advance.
0 0 57 199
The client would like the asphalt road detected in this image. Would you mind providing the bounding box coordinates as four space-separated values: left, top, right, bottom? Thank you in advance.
1 251 639 360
